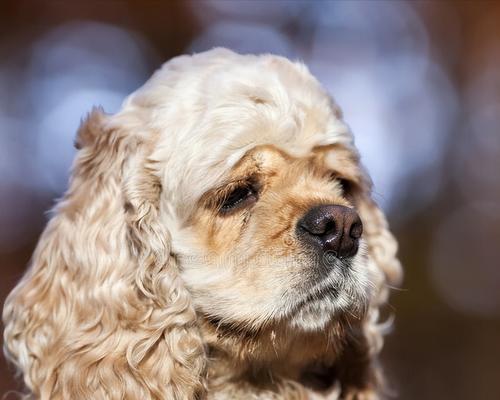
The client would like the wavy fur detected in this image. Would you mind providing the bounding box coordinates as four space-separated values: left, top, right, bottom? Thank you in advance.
3 49 401 399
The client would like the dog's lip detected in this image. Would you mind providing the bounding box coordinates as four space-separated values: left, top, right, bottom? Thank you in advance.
304 283 338 303
289 281 339 313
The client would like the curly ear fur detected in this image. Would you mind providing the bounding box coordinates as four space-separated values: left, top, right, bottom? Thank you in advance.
3 108 206 399
335 160 402 397
348 198 401 399
327 143 402 298
4 49 402 400
323 143 402 397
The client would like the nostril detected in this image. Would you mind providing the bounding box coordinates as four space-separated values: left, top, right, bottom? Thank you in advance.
323 220 336 236
299 212 336 237
349 221 363 239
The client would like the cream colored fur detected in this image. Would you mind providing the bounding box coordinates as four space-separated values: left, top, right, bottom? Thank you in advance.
3 48 401 399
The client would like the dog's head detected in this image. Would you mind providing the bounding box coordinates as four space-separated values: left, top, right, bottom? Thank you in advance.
3 49 401 399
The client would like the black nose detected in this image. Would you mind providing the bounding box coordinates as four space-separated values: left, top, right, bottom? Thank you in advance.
297 205 363 258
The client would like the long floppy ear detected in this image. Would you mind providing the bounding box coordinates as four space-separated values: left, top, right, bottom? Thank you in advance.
344 171 402 397
327 143 402 397
358 180 402 294
327 143 402 292
3 108 206 399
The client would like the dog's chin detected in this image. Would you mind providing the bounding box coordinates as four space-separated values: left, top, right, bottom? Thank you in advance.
288 294 340 331
287 258 371 332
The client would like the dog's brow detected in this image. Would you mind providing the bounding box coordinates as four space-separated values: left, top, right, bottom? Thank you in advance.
311 144 341 153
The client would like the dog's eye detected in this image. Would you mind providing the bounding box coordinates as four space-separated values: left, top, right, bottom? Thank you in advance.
329 173 354 197
220 184 258 213
337 178 353 197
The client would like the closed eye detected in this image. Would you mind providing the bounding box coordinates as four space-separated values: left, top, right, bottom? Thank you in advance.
218 182 259 215
337 178 353 197
328 172 355 198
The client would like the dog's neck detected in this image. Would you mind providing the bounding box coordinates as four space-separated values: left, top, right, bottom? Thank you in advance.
199 316 354 397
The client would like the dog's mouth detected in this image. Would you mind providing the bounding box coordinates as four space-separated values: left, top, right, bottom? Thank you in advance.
293 255 353 303
294 282 339 310
284 277 341 321
284 256 365 319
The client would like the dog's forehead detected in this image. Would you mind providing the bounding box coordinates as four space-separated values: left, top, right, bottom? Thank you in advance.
126 49 354 212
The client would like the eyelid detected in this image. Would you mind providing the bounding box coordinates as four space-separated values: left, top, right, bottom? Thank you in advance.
328 172 355 195
219 185 257 214
328 171 343 182
215 176 260 210
216 177 256 198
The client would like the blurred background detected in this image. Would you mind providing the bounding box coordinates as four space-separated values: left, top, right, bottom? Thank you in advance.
1 1 499 398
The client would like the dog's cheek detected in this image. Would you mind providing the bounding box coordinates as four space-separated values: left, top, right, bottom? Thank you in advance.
190 208 246 257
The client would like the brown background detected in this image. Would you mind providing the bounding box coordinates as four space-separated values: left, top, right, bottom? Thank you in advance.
1 1 500 399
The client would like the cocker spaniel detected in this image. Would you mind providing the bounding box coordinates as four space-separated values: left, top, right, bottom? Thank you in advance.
3 48 402 399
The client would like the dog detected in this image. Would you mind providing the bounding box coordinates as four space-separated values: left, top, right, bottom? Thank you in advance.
3 48 402 399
